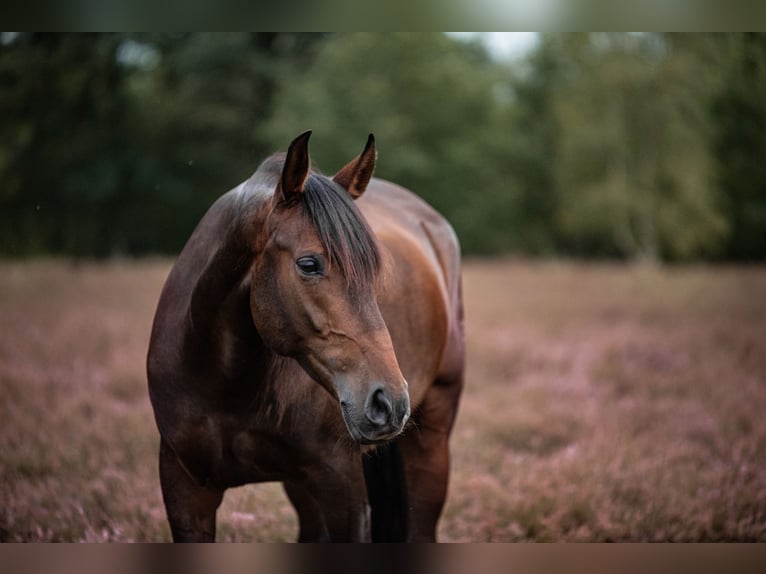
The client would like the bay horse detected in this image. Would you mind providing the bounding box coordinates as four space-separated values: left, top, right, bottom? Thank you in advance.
147 131 464 542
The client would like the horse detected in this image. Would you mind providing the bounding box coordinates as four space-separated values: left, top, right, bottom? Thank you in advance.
146 131 465 542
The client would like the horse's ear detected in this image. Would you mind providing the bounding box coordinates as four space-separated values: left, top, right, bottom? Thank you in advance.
279 130 312 204
333 133 376 200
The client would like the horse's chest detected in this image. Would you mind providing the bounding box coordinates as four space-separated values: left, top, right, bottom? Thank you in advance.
228 429 304 482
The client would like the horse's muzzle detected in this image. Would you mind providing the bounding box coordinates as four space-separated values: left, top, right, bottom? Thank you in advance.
341 382 410 444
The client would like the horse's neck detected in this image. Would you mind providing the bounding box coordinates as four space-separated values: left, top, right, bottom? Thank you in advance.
184 196 304 414
187 183 269 358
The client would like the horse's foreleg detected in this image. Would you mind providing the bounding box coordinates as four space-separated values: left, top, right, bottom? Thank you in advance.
283 481 331 542
159 438 224 542
284 464 370 542
398 379 463 542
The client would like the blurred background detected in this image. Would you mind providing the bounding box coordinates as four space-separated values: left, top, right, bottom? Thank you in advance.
2 33 766 542
2 32 764 262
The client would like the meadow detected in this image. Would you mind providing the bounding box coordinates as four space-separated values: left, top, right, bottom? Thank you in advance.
1 259 765 541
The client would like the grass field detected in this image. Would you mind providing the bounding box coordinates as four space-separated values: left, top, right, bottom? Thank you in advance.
1 259 765 542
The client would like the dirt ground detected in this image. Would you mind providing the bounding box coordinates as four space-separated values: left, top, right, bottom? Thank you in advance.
1 259 765 541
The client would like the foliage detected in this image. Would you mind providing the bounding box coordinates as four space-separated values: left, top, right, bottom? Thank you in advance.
711 33 766 261
261 32 522 254
1 33 764 260
0 34 127 256
550 34 729 261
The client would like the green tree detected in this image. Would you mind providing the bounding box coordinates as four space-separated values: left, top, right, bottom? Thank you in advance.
0 33 324 256
262 32 522 254
505 35 564 255
0 33 128 256
712 33 766 260
2 33 760 261
116 33 326 254
550 33 728 261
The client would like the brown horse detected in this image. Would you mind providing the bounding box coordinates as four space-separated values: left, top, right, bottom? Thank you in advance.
147 131 464 542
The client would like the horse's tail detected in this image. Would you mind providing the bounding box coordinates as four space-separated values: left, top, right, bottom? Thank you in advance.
362 440 408 542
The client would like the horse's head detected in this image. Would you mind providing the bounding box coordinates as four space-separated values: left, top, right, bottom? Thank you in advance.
249 131 410 444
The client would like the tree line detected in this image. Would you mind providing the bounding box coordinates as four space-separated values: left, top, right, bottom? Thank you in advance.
1 33 764 261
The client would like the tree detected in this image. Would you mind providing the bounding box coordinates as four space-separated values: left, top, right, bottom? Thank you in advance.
505 35 565 255
261 33 524 254
117 33 327 254
0 33 128 256
0 33 325 256
550 33 728 261
1 33 760 261
712 33 766 260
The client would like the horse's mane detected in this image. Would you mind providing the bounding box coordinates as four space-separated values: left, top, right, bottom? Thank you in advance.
250 154 381 289
302 174 381 289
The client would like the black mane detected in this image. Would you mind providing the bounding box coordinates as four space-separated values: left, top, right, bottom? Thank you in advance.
250 154 381 288
302 173 381 288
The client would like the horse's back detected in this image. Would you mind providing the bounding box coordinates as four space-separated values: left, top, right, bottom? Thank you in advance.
359 178 464 406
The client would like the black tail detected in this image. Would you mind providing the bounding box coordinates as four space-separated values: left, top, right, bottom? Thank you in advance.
362 441 408 542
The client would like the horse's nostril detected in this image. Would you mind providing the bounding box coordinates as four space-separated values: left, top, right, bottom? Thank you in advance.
365 387 393 427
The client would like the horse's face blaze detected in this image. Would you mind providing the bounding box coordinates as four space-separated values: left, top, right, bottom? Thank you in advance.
250 197 410 445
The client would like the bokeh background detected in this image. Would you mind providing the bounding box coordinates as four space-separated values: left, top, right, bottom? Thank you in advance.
2 32 765 262
1 33 765 541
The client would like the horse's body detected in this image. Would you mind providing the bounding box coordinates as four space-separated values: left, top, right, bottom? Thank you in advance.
147 132 464 542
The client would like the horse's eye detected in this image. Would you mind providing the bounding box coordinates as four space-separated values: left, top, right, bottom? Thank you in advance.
296 256 323 276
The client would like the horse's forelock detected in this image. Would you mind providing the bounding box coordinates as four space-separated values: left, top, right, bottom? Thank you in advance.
301 174 381 289
250 155 381 289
